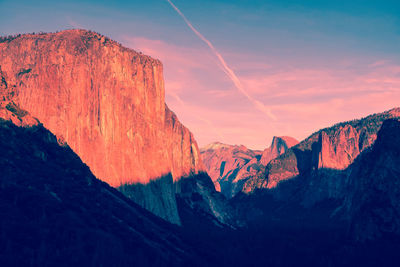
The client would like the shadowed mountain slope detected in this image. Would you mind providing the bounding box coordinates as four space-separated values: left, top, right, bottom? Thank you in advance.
345 119 400 242
0 106 206 266
0 30 231 225
243 108 400 193
228 117 400 266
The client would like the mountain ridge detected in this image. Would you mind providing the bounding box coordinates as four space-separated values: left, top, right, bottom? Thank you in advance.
242 107 400 192
0 29 230 226
201 136 298 198
0 104 203 266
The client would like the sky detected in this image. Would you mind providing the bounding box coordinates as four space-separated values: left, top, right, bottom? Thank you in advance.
1 0 399 149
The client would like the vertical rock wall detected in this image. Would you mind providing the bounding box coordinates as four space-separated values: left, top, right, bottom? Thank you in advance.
0 30 206 224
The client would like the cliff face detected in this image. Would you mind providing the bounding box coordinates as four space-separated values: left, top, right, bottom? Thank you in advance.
260 136 299 165
201 136 298 198
200 143 261 198
315 124 375 170
231 118 400 266
0 30 206 224
242 108 400 192
0 29 203 186
0 108 201 266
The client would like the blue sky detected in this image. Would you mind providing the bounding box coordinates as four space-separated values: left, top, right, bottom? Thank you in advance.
1 0 399 149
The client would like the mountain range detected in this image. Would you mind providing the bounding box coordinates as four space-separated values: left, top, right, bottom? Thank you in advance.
0 105 202 266
201 136 299 198
0 29 234 227
1 30 400 266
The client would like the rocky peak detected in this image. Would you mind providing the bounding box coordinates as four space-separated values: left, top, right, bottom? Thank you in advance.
201 136 298 198
200 143 260 196
260 136 299 165
201 143 258 178
0 29 207 224
242 108 400 193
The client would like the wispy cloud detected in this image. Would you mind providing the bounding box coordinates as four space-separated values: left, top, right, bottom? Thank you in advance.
122 34 400 149
165 0 276 120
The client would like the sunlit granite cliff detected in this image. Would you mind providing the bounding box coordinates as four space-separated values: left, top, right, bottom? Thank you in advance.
0 30 212 224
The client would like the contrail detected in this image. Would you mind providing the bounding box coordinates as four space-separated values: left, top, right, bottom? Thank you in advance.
165 0 276 120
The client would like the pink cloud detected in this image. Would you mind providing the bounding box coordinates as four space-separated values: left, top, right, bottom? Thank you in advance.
120 35 400 149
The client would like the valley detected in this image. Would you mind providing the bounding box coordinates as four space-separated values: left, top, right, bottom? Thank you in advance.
0 30 399 266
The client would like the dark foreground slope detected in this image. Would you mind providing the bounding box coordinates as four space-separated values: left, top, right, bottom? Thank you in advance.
223 118 400 266
346 119 400 242
1 102 400 266
0 117 204 267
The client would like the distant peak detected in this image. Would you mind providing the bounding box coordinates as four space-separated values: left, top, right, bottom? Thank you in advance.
201 142 232 151
271 136 299 149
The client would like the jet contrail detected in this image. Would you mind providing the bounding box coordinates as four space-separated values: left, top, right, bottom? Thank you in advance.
165 0 276 120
